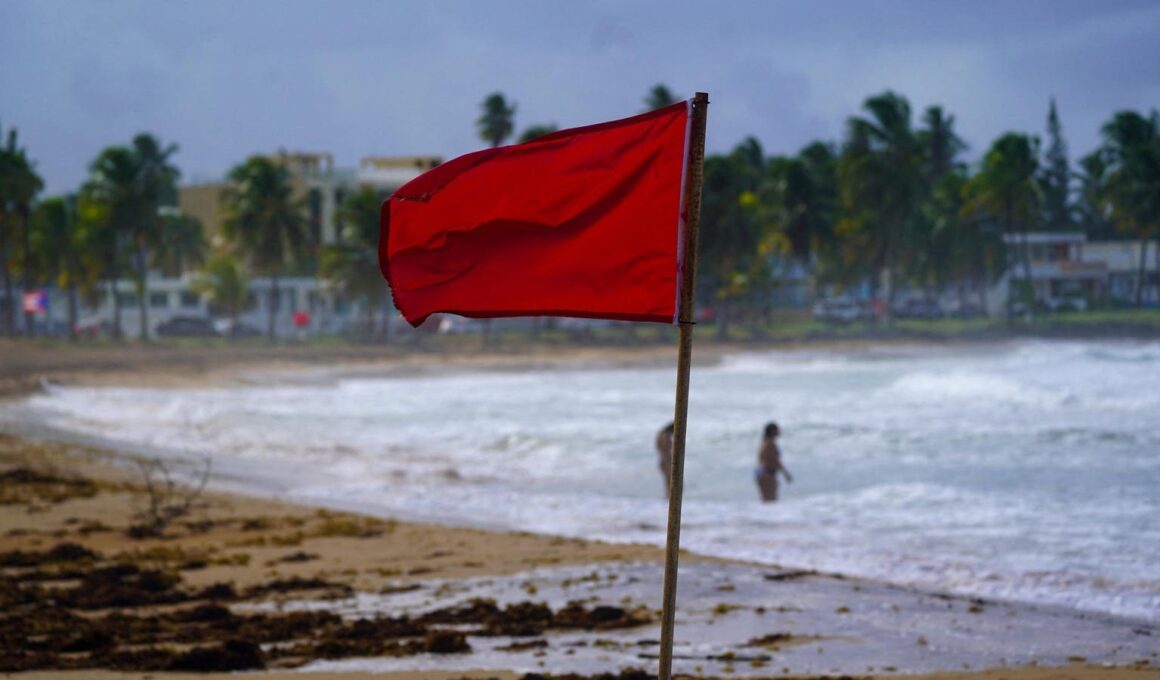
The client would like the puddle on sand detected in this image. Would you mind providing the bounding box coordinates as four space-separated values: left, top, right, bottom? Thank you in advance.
243 562 1159 676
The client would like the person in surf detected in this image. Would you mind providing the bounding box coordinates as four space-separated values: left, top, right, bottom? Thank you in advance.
756 421 793 502
656 421 674 499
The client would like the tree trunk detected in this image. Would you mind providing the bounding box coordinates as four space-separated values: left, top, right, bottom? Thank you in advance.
1 250 13 336
268 275 279 343
66 284 78 343
20 206 33 337
109 258 123 341
883 265 896 325
136 246 149 342
716 297 730 340
1135 237 1148 307
1154 236 1159 304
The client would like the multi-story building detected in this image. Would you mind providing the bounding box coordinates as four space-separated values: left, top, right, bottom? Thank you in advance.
179 152 440 249
1082 239 1159 305
1003 232 1108 305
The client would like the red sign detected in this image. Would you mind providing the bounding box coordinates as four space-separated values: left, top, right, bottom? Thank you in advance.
292 311 311 328
22 291 47 314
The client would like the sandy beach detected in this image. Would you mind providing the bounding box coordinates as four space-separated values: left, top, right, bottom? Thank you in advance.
1 341 1157 679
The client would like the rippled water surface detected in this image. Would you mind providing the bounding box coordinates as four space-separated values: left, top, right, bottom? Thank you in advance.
6 339 1159 621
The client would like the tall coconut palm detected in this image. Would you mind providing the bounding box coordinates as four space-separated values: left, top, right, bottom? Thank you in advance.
918 106 966 185
84 146 141 340
699 139 768 338
477 93 516 149
221 155 308 341
151 209 206 278
910 106 967 296
1099 110 1160 306
837 91 923 315
31 196 92 341
0 126 44 336
517 124 559 144
128 134 181 340
1075 150 1115 239
963 133 1041 311
644 84 678 111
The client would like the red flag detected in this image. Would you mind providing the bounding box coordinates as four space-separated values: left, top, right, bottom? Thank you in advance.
380 101 692 327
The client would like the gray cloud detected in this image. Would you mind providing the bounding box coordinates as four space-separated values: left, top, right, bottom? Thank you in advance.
2 0 1158 194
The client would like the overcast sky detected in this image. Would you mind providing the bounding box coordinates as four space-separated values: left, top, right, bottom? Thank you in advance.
3 0 1159 194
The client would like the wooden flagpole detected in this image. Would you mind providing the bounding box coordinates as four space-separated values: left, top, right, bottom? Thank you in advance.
658 91 708 680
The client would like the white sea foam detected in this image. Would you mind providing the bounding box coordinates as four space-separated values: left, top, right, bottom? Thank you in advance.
4 339 1158 623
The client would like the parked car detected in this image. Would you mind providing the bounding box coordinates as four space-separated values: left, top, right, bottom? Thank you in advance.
155 316 219 338
812 297 870 324
1040 295 1088 313
892 297 945 320
74 316 110 339
213 318 263 337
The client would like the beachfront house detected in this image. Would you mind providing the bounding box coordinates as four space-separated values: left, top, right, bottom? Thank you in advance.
998 232 1107 311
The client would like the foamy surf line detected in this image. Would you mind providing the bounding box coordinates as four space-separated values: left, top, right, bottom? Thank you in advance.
2 339 1158 624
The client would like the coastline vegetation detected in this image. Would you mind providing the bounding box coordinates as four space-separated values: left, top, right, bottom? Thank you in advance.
2 87 1158 344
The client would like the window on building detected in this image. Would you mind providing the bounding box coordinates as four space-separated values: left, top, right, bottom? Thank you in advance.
180 291 200 308
149 291 169 308
246 292 259 312
117 292 137 307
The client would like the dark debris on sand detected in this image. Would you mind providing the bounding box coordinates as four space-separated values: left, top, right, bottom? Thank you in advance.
0 540 655 673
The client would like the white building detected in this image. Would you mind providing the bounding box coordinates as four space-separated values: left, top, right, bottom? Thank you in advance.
1082 240 1159 305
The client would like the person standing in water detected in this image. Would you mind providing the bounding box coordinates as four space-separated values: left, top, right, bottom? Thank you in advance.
756 422 793 502
656 421 674 499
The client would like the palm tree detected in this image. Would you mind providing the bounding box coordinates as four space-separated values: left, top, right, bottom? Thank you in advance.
963 133 1041 312
517 124 559 144
909 106 968 297
644 84 679 111
837 91 923 316
0 125 44 336
1075 150 1116 239
699 138 769 338
129 134 181 340
918 106 966 184
1099 110 1160 306
192 254 250 330
84 145 141 340
477 93 516 148
220 155 308 341
151 209 206 277
321 187 390 341
31 196 92 341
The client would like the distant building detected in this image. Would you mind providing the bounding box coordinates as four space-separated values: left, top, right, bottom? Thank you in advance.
178 152 440 248
23 152 443 339
1082 240 1159 305
1002 232 1107 305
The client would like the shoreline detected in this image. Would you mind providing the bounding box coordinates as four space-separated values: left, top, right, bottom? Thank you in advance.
2 333 1135 400
0 433 1156 679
